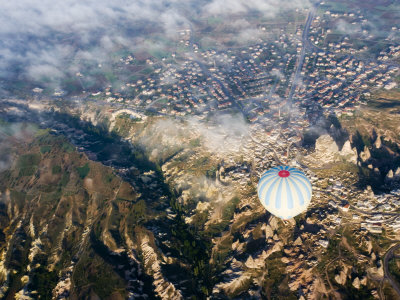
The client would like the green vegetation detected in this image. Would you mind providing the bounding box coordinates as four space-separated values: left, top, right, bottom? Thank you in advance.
10 190 26 208
322 1 349 13
104 173 115 184
73 249 126 299
130 200 147 225
191 156 210 172
52 165 62 174
76 163 90 179
17 153 40 177
316 236 341 274
35 128 50 137
40 145 52 154
207 16 223 25
388 258 400 286
168 186 214 295
18 166 37 177
141 67 154 75
30 265 58 299
207 196 240 235
205 166 217 179
262 252 293 299
340 277 375 300
211 235 233 273
0 124 145 299
60 172 70 186
62 142 74 153
191 210 209 231
104 70 118 85
189 138 201 147
148 47 171 60
18 153 40 168
113 113 141 136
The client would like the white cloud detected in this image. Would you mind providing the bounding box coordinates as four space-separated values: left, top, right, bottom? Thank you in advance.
234 28 264 44
0 0 311 90
189 114 250 155
204 0 310 16
336 19 361 35
140 114 250 159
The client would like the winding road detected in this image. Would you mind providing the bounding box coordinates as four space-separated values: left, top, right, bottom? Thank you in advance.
383 243 400 298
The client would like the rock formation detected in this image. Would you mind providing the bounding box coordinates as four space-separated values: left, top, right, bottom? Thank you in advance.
307 135 358 164
360 146 371 162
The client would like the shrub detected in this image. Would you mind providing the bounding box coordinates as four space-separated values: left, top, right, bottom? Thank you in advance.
76 163 90 179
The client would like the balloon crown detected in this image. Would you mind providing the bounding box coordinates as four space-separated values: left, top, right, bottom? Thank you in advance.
278 170 290 177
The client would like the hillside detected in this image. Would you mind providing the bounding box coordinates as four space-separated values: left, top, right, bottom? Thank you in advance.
0 128 155 299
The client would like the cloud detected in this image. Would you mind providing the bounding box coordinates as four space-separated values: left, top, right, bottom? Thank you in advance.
336 19 361 35
187 114 250 155
0 0 191 89
0 0 311 93
160 9 191 38
234 28 264 44
139 114 250 163
0 122 37 172
203 0 310 16
270 68 284 79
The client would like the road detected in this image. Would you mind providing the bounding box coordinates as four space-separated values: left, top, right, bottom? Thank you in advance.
319 189 400 296
383 243 400 297
287 2 319 111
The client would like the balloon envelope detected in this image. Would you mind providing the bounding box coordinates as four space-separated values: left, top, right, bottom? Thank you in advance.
257 166 312 219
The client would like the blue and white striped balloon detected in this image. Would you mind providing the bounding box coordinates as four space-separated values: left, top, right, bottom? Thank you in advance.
257 166 312 220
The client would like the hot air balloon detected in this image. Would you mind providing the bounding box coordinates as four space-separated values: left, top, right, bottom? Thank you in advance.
257 166 312 220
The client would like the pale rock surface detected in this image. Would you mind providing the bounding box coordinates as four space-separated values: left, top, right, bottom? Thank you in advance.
306 136 358 165
360 146 371 162
335 270 347 285
53 274 72 299
352 277 360 289
20 275 29 285
215 274 251 296
366 185 375 198
375 135 382 149
266 241 284 257
371 252 376 261
269 216 279 231
14 289 34 300
340 140 358 164
367 261 384 279
281 257 290 264
246 249 277 269
245 256 255 269
366 240 373 254
310 277 328 296
334 264 350 285
196 201 210 212
360 276 368 286
312 135 339 163
0 250 9 283
293 236 302 246
264 224 273 239
139 234 183 299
